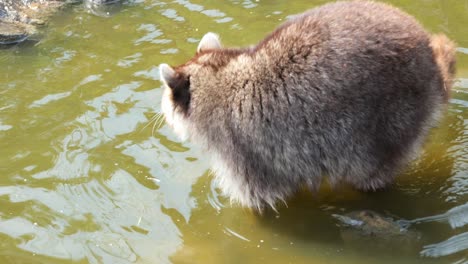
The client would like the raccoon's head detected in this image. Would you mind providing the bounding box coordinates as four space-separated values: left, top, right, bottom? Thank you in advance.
159 32 222 141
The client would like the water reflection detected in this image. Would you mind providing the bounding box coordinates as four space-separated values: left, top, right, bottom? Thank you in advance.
404 203 468 229
83 0 124 18
421 232 468 258
0 171 182 263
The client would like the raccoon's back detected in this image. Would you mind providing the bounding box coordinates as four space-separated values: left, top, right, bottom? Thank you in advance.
309 1 433 88
263 1 432 79
260 1 440 113
249 1 445 174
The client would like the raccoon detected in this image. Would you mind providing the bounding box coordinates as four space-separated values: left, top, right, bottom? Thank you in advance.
159 1 456 211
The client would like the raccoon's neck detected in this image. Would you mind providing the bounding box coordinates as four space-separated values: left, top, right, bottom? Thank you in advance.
216 49 290 119
223 48 280 89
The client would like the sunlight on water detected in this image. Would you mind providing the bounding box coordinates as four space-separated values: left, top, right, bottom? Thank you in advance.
0 1 467 263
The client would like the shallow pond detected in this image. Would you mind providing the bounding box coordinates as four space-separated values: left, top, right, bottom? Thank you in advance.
0 1 467 263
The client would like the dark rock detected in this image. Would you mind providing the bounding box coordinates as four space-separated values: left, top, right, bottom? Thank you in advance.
0 0 123 45
0 21 36 45
0 0 65 45
333 210 423 254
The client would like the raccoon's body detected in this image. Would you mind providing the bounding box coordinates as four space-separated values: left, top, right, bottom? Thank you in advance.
159 1 456 210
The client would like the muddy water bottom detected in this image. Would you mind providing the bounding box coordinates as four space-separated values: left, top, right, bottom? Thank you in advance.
0 1 467 264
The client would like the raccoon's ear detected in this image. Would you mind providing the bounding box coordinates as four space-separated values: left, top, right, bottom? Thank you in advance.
159 63 190 91
197 32 222 53
159 63 176 87
159 63 191 111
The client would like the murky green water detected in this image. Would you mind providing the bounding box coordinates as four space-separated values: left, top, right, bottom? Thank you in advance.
0 1 467 263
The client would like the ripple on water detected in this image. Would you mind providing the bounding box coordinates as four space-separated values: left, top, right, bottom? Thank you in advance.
443 83 468 203
133 65 160 80
161 9 185 22
0 121 13 131
421 232 468 258
0 54 208 260
0 172 182 263
135 24 170 45
117 52 142 68
29 92 72 108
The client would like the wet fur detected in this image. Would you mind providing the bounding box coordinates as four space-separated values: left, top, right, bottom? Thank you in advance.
159 1 456 211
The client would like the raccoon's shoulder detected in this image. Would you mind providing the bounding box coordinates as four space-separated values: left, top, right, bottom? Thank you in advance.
254 1 427 53
307 1 427 38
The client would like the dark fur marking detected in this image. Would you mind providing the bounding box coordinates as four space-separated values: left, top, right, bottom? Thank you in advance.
258 85 264 118
169 72 191 114
277 68 291 106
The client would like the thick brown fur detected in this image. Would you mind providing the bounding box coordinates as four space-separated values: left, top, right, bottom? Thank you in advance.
160 1 456 211
430 34 457 100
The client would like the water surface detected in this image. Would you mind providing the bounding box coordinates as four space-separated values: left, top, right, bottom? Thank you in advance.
0 1 467 263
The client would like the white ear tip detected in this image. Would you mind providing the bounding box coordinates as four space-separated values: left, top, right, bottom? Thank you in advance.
204 32 219 40
159 63 175 83
197 32 222 52
159 63 170 71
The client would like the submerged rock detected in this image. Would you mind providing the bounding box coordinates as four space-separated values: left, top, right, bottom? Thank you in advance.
0 0 123 45
0 0 65 45
0 21 36 45
334 205 468 257
333 210 422 253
